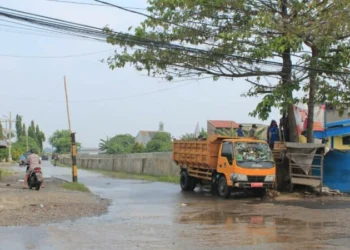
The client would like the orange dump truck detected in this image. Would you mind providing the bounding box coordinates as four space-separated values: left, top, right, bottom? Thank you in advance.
173 135 276 198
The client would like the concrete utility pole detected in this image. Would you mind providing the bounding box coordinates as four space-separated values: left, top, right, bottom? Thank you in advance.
64 76 78 182
2 113 15 162
8 112 12 162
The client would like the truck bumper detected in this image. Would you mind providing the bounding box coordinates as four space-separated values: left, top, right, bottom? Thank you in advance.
232 182 274 189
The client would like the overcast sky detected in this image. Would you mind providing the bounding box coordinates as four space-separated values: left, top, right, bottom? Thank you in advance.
0 0 281 148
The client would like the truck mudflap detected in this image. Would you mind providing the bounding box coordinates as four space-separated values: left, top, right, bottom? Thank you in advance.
232 182 274 189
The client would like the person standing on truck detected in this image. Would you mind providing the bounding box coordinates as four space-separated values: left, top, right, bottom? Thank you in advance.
236 124 244 137
268 120 280 149
249 124 257 137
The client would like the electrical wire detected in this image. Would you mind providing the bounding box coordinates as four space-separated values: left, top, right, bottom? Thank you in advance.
0 6 349 75
0 49 113 59
46 0 148 10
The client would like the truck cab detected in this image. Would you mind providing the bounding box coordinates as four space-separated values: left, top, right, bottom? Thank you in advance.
216 139 275 197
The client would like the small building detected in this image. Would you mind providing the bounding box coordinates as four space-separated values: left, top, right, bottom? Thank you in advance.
207 120 239 136
325 104 350 123
135 130 158 146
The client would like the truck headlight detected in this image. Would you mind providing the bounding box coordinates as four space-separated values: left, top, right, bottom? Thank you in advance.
230 174 248 182
265 175 275 182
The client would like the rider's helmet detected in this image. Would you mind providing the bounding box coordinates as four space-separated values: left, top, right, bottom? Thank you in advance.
30 149 35 154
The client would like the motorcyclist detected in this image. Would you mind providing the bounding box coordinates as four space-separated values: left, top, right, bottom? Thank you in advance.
23 149 44 189
19 154 26 164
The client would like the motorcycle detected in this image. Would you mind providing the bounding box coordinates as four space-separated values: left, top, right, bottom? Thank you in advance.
19 160 26 167
26 165 43 191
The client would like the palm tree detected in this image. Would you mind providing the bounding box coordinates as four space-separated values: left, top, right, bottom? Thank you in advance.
99 137 110 152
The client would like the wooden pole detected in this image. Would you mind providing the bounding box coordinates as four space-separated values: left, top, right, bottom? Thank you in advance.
63 76 77 182
64 76 72 132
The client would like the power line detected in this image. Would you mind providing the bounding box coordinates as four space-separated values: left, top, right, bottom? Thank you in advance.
0 49 113 59
0 6 349 75
46 0 148 10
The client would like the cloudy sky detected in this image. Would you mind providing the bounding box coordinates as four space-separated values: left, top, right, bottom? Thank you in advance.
0 0 280 148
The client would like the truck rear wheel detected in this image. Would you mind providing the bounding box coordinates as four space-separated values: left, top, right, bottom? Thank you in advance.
218 176 231 199
180 171 196 191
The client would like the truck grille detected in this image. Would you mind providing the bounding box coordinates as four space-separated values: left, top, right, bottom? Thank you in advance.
247 176 265 182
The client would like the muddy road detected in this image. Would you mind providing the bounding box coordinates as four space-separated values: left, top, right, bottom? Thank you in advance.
1 162 350 250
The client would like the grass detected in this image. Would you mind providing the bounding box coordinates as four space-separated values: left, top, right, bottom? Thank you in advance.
53 160 179 184
61 182 90 192
0 169 18 178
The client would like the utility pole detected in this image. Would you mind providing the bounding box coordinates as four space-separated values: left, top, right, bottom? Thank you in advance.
64 76 78 182
1 114 15 162
8 112 12 162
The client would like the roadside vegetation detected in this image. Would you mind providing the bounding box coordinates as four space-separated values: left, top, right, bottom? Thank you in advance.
0 168 18 179
61 182 90 192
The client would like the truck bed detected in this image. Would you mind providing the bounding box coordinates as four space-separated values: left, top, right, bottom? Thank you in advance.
173 136 232 169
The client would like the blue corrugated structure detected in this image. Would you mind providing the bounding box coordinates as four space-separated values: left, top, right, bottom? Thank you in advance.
313 119 350 192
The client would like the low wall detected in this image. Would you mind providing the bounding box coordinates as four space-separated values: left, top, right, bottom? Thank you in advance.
59 152 180 177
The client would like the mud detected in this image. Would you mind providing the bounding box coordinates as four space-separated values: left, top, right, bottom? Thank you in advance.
0 173 109 227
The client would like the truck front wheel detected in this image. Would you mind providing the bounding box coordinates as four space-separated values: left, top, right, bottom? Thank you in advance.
217 176 231 199
180 171 196 191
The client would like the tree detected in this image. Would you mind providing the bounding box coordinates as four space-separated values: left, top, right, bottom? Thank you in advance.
22 124 26 138
103 0 350 143
181 127 208 140
11 136 40 160
158 121 164 132
35 125 46 151
15 114 23 139
99 134 135 154
146 132 172 152
0 122 4 140
28 120 36 140
49 130 81 154
131 143 145 153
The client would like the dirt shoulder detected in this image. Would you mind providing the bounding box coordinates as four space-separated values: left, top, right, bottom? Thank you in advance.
0 172 109 227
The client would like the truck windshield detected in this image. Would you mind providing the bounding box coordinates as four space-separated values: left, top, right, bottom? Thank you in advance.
234 142 274 168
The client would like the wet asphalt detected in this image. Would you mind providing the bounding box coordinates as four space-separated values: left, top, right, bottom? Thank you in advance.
1 161 350 250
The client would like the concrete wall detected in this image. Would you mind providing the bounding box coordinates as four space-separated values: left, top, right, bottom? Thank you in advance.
59 152 180 177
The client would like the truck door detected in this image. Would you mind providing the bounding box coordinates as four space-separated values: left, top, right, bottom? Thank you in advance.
219 141 234 170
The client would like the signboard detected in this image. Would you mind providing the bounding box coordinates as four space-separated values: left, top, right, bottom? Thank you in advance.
293 103 325 135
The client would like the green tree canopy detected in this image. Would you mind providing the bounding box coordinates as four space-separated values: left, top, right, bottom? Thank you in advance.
181 128 207 140
146 132 172 152
0 122 4 139
15 114 23 139
99 134 135 154
11 136 40 160
49 130 81 154
28 120 36 140
103 0 350 142
131 142 145 153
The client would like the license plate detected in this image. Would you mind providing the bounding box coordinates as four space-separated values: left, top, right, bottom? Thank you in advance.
251 183 263 188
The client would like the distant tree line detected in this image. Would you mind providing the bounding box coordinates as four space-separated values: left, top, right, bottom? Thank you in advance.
49 129 81 154
99 122 173 154
0 114 46 161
